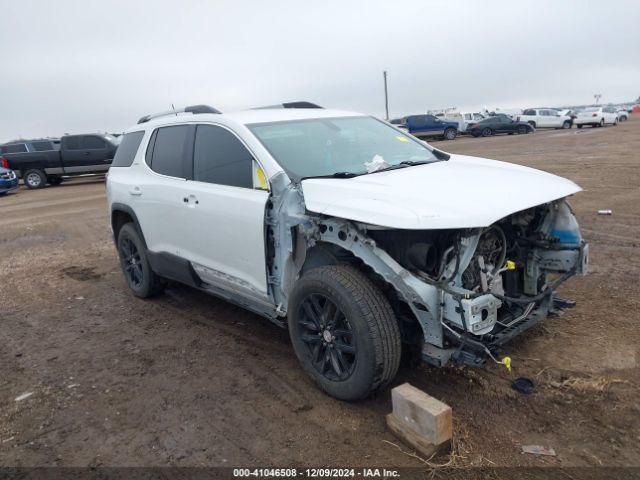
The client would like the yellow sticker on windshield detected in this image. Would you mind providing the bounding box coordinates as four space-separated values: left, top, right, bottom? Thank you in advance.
255 166 268 190
396 136 409 142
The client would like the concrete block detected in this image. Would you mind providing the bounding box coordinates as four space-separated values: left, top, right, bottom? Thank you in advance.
386 383 452 457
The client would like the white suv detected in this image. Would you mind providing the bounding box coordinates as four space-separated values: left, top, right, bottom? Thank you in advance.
107 103 588 400
518 108 573 129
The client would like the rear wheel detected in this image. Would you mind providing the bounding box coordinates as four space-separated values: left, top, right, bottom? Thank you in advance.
562 120 571 129
116 223 164 298
599 119 605 127
481 127 493 137
517 125 528 134
577 124 583 129
288 265 401 401
528 121 536 129
23 169 47 189
443 128 457 140
471 130 481 138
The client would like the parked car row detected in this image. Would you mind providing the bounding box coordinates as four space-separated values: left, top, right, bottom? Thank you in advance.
390 103 632 142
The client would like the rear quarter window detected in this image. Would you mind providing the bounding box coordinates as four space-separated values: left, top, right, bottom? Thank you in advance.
111 131 145 167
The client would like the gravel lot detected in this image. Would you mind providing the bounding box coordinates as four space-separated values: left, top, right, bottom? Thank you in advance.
1 118 638 469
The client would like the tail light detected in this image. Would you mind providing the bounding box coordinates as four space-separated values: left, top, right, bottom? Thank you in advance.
0 157 8 169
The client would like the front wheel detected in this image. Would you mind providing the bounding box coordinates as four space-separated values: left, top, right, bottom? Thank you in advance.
117 223 165 298
517 125 528 134
577 124 583 129
481 127 493 137
599 119 605 127
562 121 571 129
443 128 457 140
288 265 401 401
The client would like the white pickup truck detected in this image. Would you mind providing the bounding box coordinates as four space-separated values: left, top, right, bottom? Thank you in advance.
517 108 573 129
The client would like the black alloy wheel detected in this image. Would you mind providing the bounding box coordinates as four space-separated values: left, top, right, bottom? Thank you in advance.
297 293 357 381
119 236 144 289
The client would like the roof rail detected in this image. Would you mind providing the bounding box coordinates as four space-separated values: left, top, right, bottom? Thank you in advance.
252 101 323 110
137 104 221 124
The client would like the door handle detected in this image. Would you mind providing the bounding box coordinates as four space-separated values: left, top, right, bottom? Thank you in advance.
129 186 142 196
184 194 199 206
84 151 90 156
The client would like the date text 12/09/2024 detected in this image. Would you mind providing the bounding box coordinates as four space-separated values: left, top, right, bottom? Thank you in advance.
233 468 401 478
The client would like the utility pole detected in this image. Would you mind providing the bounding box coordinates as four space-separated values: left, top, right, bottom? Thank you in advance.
594 94 602 105
383 70 389 120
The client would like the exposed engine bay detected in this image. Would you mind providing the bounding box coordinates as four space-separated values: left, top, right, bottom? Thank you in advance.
358 200 587 365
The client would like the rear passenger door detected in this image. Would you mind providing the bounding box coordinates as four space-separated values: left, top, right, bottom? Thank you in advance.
60 135 110 172
135 125 193 257
180 124 270 300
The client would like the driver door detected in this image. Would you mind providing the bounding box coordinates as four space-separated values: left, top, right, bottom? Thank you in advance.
179 124 270 299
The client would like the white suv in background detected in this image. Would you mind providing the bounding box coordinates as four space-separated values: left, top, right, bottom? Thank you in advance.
518 108 573 129
107 103 588 400
574 106 619 128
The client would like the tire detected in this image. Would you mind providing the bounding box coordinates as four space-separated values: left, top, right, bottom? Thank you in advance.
528 121 536 128
288 265 401 401
562 121 571 129
116 223 165 298
620 115 627 122
443 128 457 140
481 127 492 137
577 124 583 129
613 118 618 126
471 130 481 138
599 119 605 127
23 169 47 189
517 125 528 134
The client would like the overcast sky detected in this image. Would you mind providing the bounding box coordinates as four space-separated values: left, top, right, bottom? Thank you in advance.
1 0 639 141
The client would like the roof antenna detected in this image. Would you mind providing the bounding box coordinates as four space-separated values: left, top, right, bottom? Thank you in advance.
171 104 177 116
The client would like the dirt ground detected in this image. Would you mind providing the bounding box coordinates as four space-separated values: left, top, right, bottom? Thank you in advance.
1 117 638 470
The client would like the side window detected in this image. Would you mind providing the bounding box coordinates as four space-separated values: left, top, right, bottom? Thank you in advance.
193 125 254 189
63 136 83 150
82 136 107 149
149 125 189 178
2 144 28 154
31 141 53 151
111 131 145 167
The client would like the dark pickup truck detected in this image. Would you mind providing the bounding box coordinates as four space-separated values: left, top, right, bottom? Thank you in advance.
0 134 119 188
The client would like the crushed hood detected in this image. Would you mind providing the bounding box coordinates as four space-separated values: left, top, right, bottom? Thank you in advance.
301 154 581 229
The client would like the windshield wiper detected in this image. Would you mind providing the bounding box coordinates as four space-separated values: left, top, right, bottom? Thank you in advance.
399 160 433 166
367 160 434 175
302 171 362 180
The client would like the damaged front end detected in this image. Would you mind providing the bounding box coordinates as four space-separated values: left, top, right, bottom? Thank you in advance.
268 172 588 368
369 200 588 367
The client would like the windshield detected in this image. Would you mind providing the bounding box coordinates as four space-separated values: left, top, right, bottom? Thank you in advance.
248 116 439 181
